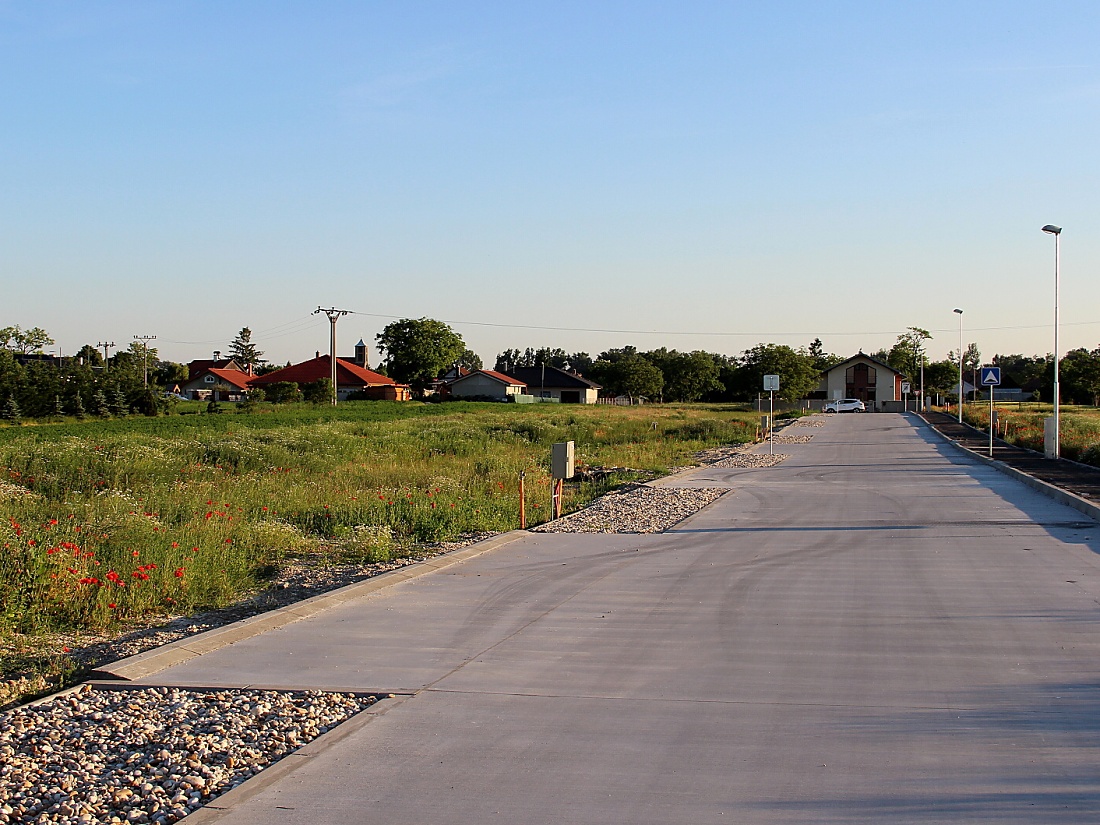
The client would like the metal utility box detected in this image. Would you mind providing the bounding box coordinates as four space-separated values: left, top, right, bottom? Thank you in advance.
551 441 575 480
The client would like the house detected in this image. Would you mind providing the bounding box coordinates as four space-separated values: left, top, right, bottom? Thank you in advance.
186 352 246 381
502 365 601 404
179 367 255 402
447 370 527 401
248 355 412 401
813 352 906 411
431 365 471 397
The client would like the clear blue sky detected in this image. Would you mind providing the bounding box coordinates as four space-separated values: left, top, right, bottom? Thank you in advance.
2 1 1097 367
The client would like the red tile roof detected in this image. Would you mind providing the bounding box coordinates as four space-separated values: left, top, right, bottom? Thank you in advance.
206 368 255 390
187 358 242 381
249 355 396 388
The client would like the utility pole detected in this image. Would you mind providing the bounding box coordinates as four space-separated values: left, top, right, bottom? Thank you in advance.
133 335 156 386
98 341 116 371
314 307 349 405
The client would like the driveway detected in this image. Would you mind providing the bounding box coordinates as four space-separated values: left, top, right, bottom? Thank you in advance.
135 413 1100 823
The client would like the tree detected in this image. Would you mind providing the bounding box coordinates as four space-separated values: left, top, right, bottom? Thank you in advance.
643 349 723 402
887 327 931 380
588 353 663 400
739 344 820 402
1 396 20 423
568 352 593 374
494 347 569 371
264 382 302 403
456 349 483 371
1059 347 1100 405
376 318 466 393
92 389 111 417
108 385 129 416
302 378 334 405
75 344 104 368
808 338 843 371
495 349 523 372
616 355 664 401
923 360 960 398
155 361 188 386
228 327 266 371
948 343 982 400
993 353 1048 387
0 325 54 355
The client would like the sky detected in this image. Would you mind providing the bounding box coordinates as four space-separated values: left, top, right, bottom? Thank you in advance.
2 1 1098 368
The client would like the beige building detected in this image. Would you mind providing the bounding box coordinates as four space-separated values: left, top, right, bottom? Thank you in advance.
815 353 905 410
448 370 527 400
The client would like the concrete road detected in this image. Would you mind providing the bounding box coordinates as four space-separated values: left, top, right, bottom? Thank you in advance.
140 413 1100 823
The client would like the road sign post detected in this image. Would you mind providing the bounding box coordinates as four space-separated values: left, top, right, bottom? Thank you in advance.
981 367 1001 456
763 376 780 455
901 381 911 412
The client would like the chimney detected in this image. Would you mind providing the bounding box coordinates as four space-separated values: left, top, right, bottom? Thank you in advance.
316 351 321 359
213 350 221 360
248 363 253 376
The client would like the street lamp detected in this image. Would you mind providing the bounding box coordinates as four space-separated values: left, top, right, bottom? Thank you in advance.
953 308 963 423
1043 224 1062 458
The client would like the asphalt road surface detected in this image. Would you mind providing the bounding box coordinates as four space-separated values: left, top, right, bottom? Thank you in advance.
139 413 1100 824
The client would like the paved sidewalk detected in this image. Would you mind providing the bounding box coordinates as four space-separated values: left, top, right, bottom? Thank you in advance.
119 413 1100 823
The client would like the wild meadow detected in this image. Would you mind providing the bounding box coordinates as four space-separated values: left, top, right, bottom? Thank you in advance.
1 401 757 641
961 403 1100 464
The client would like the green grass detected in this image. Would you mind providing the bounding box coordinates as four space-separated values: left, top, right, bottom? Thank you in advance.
1 401 758 638
961 403 1100 464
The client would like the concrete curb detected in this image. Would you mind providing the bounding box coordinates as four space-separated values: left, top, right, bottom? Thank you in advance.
909 412 1100 524
92 531 529 682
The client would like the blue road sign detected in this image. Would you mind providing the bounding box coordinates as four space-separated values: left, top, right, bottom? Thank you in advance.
981 367 1001 386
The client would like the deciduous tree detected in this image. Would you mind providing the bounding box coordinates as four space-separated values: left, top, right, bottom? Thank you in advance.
739 344 820 402
376 318 466 393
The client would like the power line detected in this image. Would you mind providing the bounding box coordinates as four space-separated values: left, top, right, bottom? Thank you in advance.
344 310 1100 339
158 309 1100 352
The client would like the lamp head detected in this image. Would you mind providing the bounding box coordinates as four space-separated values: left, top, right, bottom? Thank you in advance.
1042 224 1062 235
953 308 963 315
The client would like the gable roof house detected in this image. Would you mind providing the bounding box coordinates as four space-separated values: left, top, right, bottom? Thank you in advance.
502 365 602 404
814 352 907 411
248 355 412 401
179 367 255 402
186 353 247 381
447 370 527 401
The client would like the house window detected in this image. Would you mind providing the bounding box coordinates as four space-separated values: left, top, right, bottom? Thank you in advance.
204 375 215 383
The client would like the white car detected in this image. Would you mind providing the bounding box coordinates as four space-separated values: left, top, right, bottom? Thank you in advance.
823 398 865 413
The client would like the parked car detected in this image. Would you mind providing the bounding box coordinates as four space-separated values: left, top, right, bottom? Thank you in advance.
823 398 865 413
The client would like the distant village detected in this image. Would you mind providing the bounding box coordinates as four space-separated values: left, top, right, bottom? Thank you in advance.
176 339 603 406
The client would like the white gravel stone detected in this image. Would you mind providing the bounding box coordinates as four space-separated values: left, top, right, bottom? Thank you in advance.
770 433 814 444
0 684 375 824
533 484 727 534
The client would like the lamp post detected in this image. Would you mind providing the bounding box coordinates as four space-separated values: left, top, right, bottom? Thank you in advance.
1043 224 1062 458
953 309 963 422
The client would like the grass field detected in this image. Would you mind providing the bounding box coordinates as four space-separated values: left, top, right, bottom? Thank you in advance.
1 401 759 643
960 402 1100 464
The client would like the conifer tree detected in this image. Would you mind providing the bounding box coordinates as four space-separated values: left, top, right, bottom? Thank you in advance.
228 328 266 371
